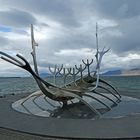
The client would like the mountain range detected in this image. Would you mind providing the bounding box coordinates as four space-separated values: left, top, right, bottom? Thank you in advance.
39 68 140 77
102 68 140 76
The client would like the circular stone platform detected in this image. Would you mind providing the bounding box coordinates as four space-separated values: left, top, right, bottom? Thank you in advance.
1 91 140 139
12 91 140 119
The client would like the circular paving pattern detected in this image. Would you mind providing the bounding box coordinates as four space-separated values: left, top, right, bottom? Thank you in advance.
1 92 140 139
12 91 140 119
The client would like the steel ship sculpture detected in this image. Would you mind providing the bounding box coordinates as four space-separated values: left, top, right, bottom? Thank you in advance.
0 24 121 119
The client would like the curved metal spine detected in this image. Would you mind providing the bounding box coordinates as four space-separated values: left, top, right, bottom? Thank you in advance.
48 65 57 85
92 84 121 102
0 52 101 117
55 91 101 117
21 97 34 115
0 52 24 65
57 67 65 86
64 68 71 87
44 96 58 108
75 64 86 82
82 59 93 77
99 85 121 101
82 93 111 110
57 67 71 87
49 64 63 86
30 24 39 75
21 103 34 115
68 67 79 86
0 51 120 107
90 47 110 91
99 79 121 99
92 91 118 106
32 94 46 111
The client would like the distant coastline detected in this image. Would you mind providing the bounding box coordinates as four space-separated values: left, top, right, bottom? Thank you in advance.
102 68 140 76
0 77 21 78
1 68 140 78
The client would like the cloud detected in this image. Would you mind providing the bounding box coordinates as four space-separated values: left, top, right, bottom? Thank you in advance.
98 16 140 56
0 0 81 28
93 0 140 20
0 0 140 76
0 8 37 28
0 36 9 46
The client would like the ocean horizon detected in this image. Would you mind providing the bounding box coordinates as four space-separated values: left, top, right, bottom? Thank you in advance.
0 75 140 96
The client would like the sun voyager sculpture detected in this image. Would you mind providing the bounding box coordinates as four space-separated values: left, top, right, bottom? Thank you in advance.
0 24 122 119
2 24 140 139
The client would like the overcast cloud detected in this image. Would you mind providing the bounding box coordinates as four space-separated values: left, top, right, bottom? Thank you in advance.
0 0 140 76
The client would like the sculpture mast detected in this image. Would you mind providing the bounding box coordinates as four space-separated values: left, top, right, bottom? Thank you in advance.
31 24 39 75
96 22 99 61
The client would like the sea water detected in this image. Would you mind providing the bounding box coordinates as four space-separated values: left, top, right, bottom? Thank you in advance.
0 76 140 95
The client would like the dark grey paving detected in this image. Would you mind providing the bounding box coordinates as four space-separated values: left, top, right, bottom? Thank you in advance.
0 92 140 139
0 127 67 140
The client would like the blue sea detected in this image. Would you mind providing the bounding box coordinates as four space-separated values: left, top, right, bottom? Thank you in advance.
0 76 140 96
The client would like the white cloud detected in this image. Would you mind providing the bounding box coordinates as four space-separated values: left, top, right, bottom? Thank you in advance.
0 0 140 76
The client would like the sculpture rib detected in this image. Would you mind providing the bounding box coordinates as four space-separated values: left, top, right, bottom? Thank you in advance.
0 51 101 117
94 85 121 102
0 24 122 118
1 51 121 112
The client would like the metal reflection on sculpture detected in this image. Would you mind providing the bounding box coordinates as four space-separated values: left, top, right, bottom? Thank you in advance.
0 24 121 119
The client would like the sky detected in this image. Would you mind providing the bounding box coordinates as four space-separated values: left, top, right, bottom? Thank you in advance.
0 0 140 77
